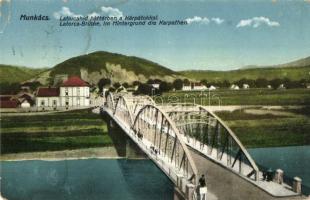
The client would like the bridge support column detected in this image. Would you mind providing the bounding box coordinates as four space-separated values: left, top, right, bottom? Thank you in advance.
177 174 184 192
293 177 302 194
273 169 284 184
185 184 195 200
174 187 185 200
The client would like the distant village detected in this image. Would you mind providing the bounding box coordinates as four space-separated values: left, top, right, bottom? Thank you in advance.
0 76 95 111
1 74 310 112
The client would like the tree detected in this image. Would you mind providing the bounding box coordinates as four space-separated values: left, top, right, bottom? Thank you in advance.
147 79 155 84
0 82 20 95
159 81 173 93
255 78 268 88
122 82 129 88
21 81 42 91
173 79 183 90
136 83 153 95
133 81 141 86
269 78 282 89
183 79 190 85
220 80 231 88
113 82 121 89
98 78 111 93
200 79 208 87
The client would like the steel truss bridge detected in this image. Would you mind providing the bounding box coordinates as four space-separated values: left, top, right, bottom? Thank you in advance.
101 92 298 200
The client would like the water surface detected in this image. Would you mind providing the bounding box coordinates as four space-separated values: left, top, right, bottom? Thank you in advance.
1 159 173 200
248 145 310 195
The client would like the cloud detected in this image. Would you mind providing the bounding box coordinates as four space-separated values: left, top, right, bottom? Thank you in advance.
100 6 123 18
53 7 82 19
211 17 224 25
54 6 123 20
186 16 224 25
236 16 280 28
186 16 210 24
88 12 100 18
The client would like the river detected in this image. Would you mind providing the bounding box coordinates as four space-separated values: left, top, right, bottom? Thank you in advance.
248 145 310 195
1 159 173 200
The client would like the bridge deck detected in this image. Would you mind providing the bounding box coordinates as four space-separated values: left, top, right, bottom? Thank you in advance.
190 148 305 200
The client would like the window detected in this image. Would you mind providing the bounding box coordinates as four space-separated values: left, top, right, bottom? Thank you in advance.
41 100 45 106
77 97 80 106
65 88 68 96
53 100 57 106
76 88 79 96
66 97 69 106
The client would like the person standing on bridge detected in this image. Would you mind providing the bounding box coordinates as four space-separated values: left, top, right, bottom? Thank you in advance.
199 174 206 187
199 174 207 200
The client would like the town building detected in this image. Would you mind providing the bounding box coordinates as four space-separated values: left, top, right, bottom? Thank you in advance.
192 82 207 91
230 84 240 90
243 84 250 89
151 83 160 89
182 84 192 91
182 82 207 91
0 93 35 109
0 96 20 108
208 85 217 90
278 84 286 90
36 87 60 109
36 76 90 110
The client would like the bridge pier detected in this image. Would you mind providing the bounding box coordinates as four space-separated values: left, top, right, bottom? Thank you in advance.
174 187 185 200
102 112 146 158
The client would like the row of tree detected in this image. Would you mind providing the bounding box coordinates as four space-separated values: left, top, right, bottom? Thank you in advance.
97 77 310 95
201 78 309 89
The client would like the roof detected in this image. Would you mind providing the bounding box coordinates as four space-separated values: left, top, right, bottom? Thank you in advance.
0 96 13 101
37 87 59 97
0 99 19 108
61 76 89 87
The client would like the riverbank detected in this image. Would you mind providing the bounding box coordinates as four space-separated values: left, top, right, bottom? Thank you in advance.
0 108 113 154
0 147 124 161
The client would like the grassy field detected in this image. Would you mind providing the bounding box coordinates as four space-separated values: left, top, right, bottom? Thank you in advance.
0 109 112 154
180 66 310 82
160 88 310 105
215 108 310 148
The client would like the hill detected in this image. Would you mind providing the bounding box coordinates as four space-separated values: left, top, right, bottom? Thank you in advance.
180 66 310 82
242 56 310 69
0 65 46 84
47 51 180 85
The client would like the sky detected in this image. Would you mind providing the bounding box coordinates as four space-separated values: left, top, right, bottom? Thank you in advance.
0 0 310 71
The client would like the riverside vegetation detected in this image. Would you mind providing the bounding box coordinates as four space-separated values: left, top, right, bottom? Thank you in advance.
0 109 113 154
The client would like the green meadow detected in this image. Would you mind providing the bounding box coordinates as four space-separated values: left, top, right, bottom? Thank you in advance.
215 107 310 148
160 88 310 105
0 109 113 154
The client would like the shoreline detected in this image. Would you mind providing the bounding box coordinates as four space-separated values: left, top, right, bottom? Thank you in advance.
0 147 147 161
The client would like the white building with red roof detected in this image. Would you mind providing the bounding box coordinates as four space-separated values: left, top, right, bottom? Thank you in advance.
60 76 90 107
36 76 90 110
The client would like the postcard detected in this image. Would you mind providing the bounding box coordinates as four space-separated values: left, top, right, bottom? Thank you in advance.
0 0 309 199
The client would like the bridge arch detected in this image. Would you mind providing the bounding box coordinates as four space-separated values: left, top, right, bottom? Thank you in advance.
132 104 198 184
113 95 134 126
167 104 260 181
106 92 115 111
